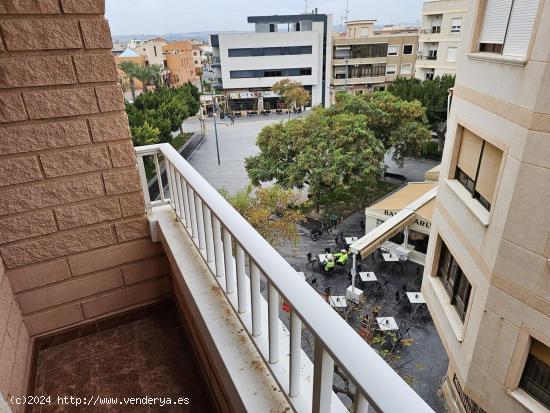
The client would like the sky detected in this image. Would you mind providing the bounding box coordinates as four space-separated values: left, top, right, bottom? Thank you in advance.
106 0 424 35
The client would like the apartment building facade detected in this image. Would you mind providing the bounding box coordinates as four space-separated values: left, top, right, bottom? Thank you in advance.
133 36 167 67
211 13 333 110
421 1 550 413
332 20 419 96
162 40 198 87
416 0 468 80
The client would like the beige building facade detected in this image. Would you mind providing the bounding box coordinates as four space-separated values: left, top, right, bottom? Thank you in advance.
422 0 550 412
332 20 419 95
416 0 469 80
163 40 198 87
132 36 167 67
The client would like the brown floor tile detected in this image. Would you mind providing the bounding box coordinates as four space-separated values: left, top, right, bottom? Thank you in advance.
28 302 217 413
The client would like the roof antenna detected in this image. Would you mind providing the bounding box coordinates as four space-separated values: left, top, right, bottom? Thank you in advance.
345 0 350 22
305 0 308 13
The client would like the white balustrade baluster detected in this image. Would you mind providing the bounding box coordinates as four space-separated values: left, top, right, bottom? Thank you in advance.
268 283 279 364
250 261 262 337
235 244 247 314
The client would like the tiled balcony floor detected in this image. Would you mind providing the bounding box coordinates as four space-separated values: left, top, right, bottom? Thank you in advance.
29 301 217 413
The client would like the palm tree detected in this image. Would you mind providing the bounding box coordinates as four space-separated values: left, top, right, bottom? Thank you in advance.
117 61 140 100
148 64 164 89
133 65 151 94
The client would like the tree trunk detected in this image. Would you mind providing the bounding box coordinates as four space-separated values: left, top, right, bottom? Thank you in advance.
179 125 184 135
315 192 321 213
129 79 136 100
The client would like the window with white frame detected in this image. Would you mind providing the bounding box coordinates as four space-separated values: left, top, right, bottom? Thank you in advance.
359 27 370 37
400 64 412 75
447 47 458 62
479 0 540 57
403 44 414 55
387 45 399 56
451 18 462 33
385 64 397 75
437 241 472 321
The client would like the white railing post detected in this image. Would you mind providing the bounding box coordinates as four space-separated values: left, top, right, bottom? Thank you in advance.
203 205 215 264
165 160 175 209
235 244 248 314
136 155 151 213
355 390 370 413
289 310 301 398
222 227 236 294
174 168 184 222
187 185 198 240
268 283 279 364
312 343 334 413
212 216 225 277
181 178 191 230
153 154 165 202
195 193 206 252
250 261 262 337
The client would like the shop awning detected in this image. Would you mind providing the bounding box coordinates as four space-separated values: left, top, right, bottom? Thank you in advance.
351 185 437 258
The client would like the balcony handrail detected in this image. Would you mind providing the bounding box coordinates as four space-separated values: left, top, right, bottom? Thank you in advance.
135 143 434 413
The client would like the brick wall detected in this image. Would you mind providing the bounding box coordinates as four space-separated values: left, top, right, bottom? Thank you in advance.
0 0 170 355
0 258 29 413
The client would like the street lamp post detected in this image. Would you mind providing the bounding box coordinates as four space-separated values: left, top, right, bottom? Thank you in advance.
211 93 221 165
345 58 349 91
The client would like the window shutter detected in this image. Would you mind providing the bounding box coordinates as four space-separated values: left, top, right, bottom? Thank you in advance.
447 47 458 62
457 129 483 179
475 142 503 202
479 0 513 44
503 0 540 57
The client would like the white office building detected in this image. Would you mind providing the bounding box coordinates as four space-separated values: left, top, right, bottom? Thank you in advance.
210 13 333 111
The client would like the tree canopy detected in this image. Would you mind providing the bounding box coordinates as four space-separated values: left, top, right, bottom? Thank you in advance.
245 91 431 210
272 79 310 110
387 75 455 131
220 185 304 247
332 91 432 162
125 84 200 146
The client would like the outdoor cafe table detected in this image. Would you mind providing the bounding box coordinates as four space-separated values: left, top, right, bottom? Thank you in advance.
382 253 399 262
345 237 358 245
318 253 333 263
329 296 347 308
359 272 377 282
376 317 399 331
406 292 426 304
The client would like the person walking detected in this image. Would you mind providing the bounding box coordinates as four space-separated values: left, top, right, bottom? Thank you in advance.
229 114 235 126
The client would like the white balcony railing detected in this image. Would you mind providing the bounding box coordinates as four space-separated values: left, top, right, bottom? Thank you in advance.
135 143 434 413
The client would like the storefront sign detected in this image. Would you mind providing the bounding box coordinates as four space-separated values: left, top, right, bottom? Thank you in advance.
384 209 431 229
228 91 280 99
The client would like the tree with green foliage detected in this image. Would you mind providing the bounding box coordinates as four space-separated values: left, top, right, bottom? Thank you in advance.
332 91 432 164
125 84 200 146
272 79 310 118
219 185 304 247
130 122 161 146
388 75 455 149
118 61 141 100
246 109 386 212
246 91 431 211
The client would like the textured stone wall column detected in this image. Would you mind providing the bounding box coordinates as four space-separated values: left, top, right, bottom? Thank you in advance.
0 0 171 348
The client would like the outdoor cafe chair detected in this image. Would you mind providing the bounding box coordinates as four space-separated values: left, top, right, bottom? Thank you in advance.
306 252 318 268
